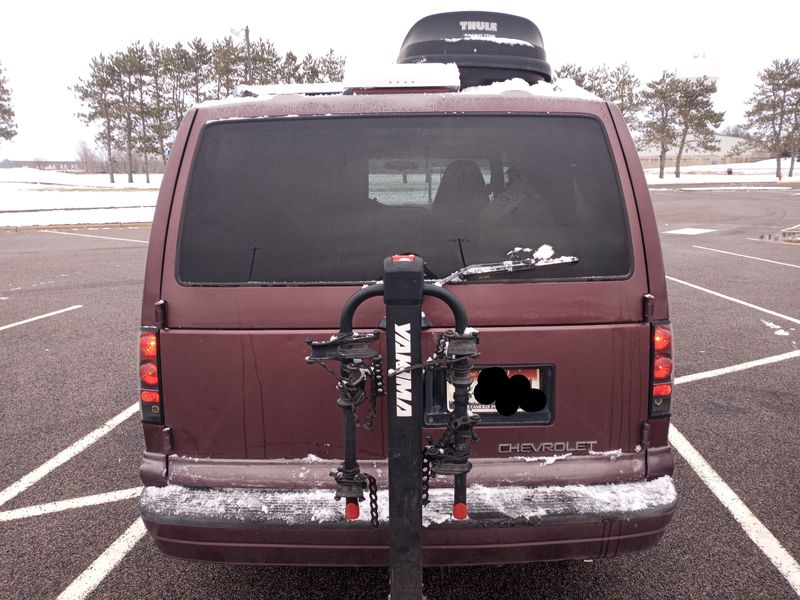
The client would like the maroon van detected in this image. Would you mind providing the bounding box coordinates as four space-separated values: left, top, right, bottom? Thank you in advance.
137 11 676 569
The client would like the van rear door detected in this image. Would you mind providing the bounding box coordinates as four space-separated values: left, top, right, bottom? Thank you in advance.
153 99 653 474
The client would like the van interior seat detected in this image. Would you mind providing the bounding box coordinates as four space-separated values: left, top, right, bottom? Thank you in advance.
432 160 490 218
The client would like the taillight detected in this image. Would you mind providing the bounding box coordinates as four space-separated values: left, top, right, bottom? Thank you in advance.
139 332 157 360
140 390 160 404
139 363 159 386
650 321 673 417
653 356 673 380
653 326 672 352
139 327 163 424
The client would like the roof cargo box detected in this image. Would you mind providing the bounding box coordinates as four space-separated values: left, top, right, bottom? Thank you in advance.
396 11 553 88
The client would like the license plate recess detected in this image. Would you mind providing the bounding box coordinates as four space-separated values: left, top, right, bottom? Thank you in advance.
425 364 554 425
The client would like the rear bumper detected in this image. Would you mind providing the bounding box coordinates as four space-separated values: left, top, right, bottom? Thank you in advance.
140 476 676 565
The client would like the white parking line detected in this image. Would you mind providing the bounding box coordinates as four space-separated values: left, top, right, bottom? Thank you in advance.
663 228 717 235
0 403 139 508
692 246 800 269
0 487 141 522
666 276 800 326
40 230 148 244
674 350 800 385
679 187 794 192
669 426 800 595
56 518 147 600
0 305 83 332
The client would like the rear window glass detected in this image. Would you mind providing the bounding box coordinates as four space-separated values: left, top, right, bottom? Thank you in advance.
178 115 631 285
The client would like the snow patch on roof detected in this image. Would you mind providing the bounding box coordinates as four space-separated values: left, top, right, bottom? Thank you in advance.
346 62 461 90
461 78 601 101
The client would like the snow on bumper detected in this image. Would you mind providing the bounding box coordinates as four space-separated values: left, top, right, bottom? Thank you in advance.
140 476 676 529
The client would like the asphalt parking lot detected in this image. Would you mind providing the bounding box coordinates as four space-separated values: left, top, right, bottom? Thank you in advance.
1 186 798 599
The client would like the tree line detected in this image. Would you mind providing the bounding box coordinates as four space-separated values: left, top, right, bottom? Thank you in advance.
556 59 800 178
1 55 799 180
72 35 345 183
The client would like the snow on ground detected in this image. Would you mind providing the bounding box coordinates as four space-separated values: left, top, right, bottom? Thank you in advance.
0 166 162 189
645 157 799 186
1 167 160 227
1 158 797 228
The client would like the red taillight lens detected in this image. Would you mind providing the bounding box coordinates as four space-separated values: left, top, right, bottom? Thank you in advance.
140 362 159 386
140 390 160 404
139 332 158 360
654 326 672 352
653 383 672 397
139 327 163 424
650 320 674 417
653 356 673 380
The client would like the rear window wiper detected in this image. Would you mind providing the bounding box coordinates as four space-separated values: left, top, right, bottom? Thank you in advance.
435 254 579 285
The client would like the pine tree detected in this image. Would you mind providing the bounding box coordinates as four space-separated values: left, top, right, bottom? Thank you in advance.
73 54 118 183
556 63 642 131
187 37 212 104
211 37 243 98
607 64 643 128
127 42 158 183
148 42 173 164
75 35 349 166
300 54 321 84
0 61 16 144
639 71 682 179
673 77 724 178
788 100 800 177
556 64 589 89
163 42 192 133
108 50 138 183
741 58 800 178
249 38 281 85
280 52 301 84
317 49 345 83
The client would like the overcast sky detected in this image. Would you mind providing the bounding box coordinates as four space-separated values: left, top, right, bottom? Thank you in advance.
1 1 799 160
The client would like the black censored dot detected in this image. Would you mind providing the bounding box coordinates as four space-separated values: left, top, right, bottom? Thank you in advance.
495 396 519 416
508 374 531 394
474 367 507 404
519 388 547 413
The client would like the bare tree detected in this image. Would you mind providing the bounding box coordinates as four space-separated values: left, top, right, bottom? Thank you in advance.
76 141 102 172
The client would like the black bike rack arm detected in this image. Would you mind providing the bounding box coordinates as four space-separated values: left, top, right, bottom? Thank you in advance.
421 283 469 335
339 285 385 335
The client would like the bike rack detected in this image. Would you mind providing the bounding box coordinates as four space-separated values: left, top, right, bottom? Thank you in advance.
306 255 479 600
